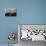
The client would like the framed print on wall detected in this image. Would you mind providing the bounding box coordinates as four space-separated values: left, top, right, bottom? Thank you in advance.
18 24 46 41
5 8 17 16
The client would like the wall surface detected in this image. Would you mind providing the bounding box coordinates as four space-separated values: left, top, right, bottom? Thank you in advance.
0 0 46 44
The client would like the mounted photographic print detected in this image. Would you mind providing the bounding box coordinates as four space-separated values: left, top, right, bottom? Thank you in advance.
18 24 46 41
5 8 16 16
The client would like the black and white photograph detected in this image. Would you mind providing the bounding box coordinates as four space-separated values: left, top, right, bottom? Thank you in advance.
5 8 16 16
